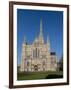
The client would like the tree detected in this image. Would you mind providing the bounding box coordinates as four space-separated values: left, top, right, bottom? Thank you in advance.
59 56 63 71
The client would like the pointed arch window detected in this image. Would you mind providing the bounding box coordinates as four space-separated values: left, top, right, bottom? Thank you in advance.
33 48 39 59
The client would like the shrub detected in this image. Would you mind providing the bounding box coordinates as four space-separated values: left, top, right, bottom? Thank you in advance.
45 74 63 79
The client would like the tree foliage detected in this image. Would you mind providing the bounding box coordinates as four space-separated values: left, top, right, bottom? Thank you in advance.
58 56 63 71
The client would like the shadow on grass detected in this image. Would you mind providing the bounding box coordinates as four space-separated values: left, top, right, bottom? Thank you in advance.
18 72 35 76
45 74 63 79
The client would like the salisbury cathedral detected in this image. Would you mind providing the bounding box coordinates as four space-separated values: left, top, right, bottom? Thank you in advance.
20 19 57 72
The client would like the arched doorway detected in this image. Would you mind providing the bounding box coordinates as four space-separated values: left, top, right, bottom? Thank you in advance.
34 65 38 71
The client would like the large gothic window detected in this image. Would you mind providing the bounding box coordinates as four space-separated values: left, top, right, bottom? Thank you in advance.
35 48 37 58
33 48 39 59
38 49 39 58
33 50 35 58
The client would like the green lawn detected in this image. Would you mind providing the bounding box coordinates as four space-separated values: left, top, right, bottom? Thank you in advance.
17 71 63 80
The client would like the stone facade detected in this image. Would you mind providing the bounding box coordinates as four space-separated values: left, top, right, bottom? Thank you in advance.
20 19 57 72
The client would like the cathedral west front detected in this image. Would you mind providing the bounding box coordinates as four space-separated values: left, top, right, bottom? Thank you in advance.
20 19 57 72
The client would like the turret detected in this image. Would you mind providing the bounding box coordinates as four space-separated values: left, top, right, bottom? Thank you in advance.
23 36 27 45
47 35 50 51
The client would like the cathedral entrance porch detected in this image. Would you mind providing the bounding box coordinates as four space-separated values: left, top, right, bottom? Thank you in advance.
34 65 38 71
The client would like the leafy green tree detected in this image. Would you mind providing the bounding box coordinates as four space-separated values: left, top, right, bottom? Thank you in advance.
59 56 63 71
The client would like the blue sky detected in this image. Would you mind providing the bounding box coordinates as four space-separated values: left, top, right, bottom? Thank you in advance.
17 9 63 65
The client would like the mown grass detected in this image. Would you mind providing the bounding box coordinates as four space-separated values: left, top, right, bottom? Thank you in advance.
17 71 63 80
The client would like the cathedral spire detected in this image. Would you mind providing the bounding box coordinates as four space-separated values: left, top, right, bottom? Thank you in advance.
40 18 43 37
47 35 50 51
47 35 50 49
38 18 44 44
